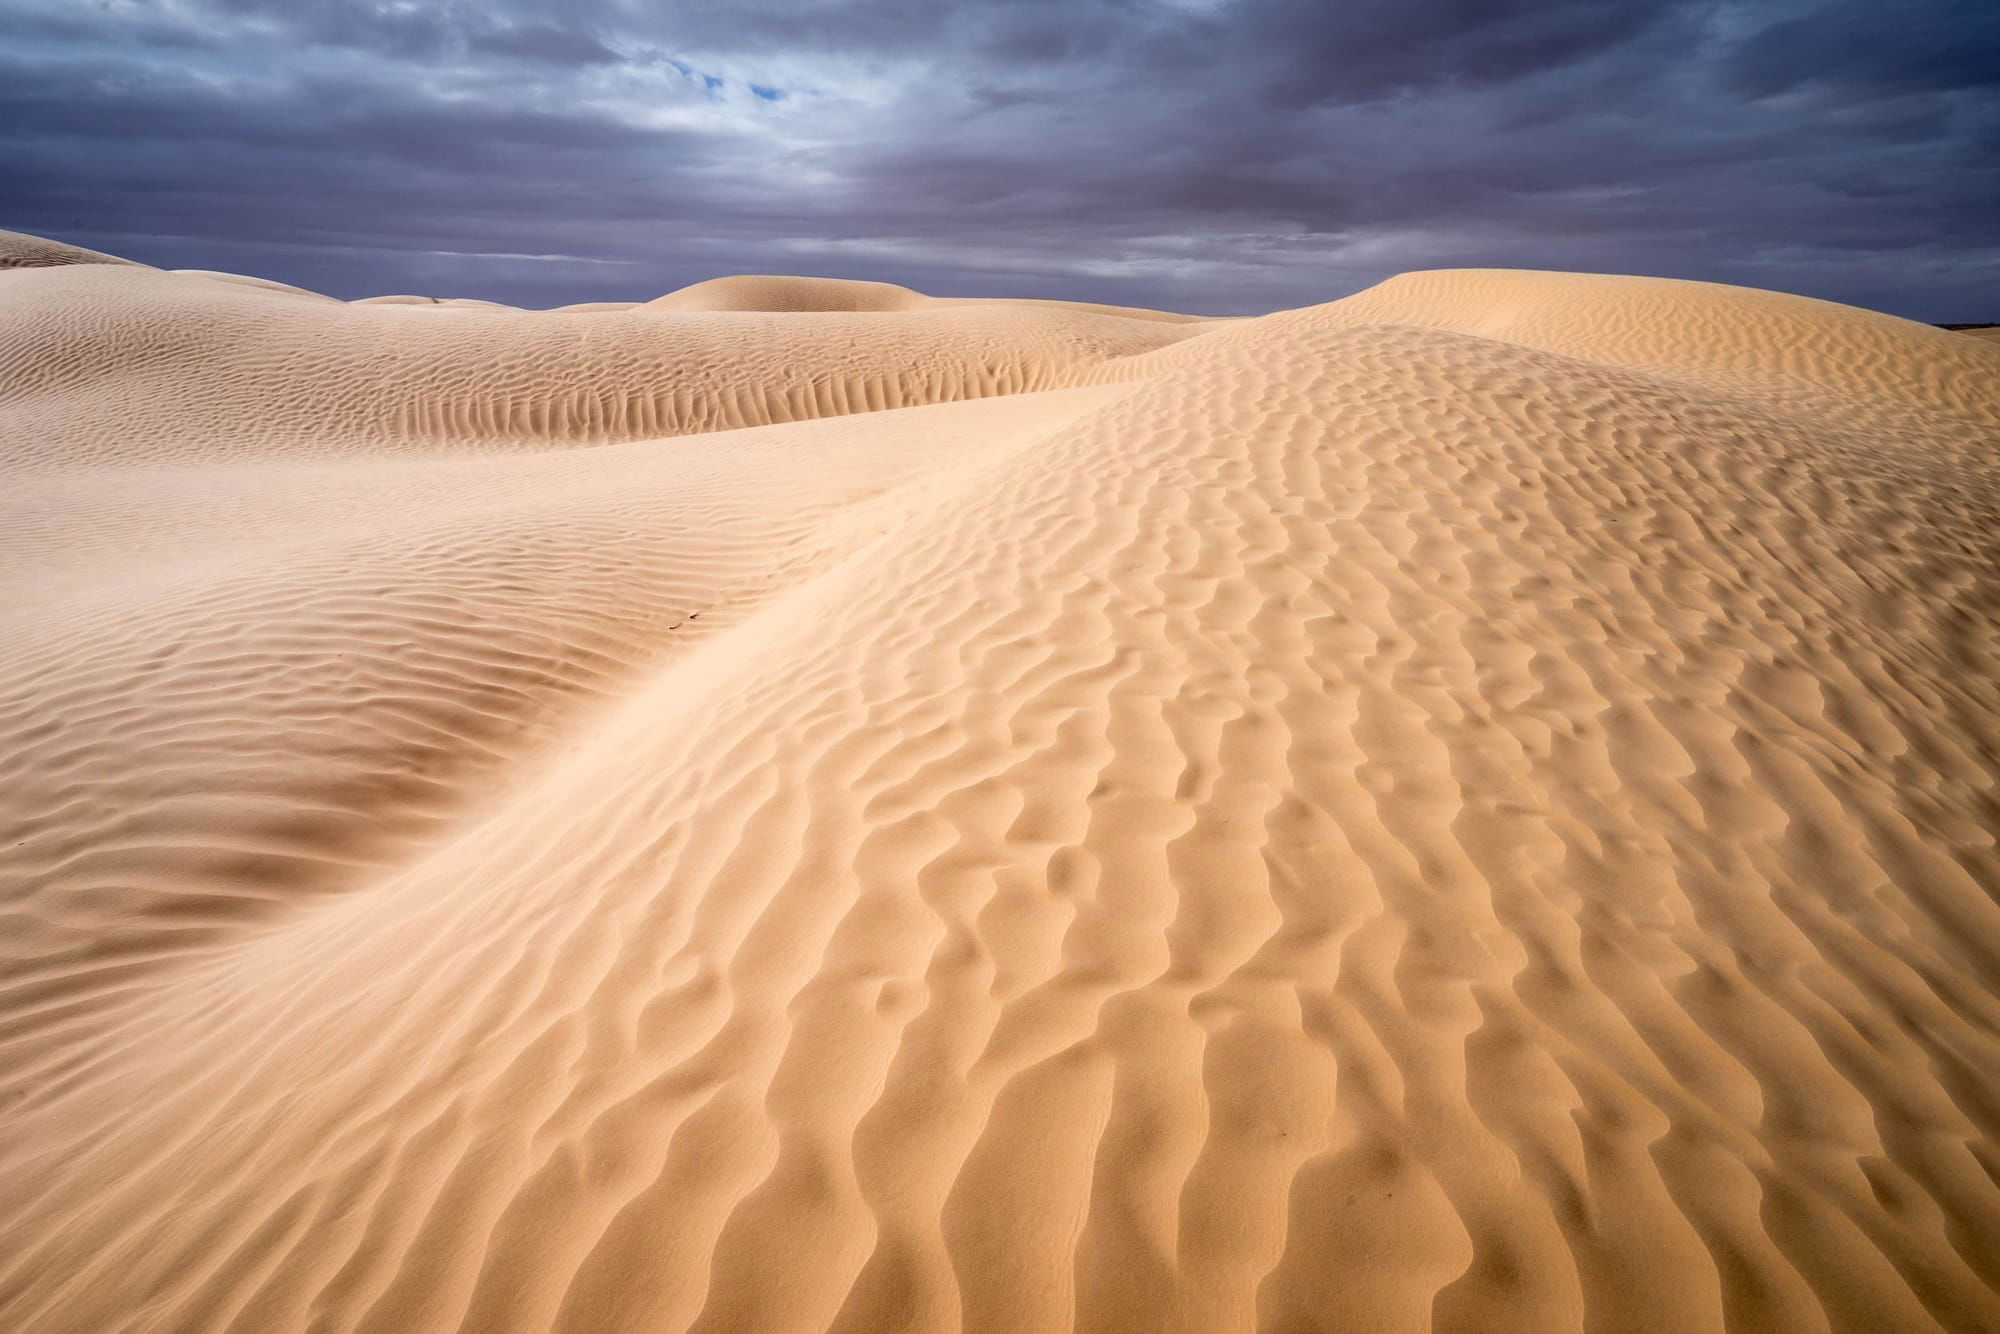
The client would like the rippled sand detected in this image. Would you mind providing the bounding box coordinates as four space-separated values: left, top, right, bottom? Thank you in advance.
3 227 1999 1332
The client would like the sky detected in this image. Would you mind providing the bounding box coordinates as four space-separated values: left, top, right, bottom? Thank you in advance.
2 0 1995 318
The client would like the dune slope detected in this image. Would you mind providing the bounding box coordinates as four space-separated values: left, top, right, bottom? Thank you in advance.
2 232 1999 1332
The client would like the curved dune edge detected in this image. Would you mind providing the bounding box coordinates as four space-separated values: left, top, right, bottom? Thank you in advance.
2 231 1999 1332
0 230 142 270
169 269 339 301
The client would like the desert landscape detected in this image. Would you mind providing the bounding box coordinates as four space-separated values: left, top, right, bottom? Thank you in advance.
2 225 1999 1332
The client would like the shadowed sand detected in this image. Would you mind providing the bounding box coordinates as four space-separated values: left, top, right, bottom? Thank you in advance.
3 226 1999 1332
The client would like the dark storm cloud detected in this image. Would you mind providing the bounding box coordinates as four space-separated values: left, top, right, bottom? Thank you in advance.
1725 1 2000 97
1 0 1994 317
1189 0 1686 109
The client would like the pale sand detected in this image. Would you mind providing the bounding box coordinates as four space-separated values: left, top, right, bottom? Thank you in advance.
2 226 1999 1331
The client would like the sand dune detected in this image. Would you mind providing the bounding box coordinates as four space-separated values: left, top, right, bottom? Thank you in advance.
0 232 141 270
169 270 339 301
3 229 1999 1332
0 261 1190 474
645 274 933 313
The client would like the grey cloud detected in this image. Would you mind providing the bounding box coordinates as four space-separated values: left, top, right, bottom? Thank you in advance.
1207 0 1684 109
0 0 1994 319
466 22 619 66
1725 2 2000 98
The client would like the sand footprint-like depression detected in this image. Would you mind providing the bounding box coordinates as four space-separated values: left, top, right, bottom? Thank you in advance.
3 226 2000 1332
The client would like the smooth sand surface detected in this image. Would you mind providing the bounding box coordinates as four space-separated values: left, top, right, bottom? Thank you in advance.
3 228 2000 1332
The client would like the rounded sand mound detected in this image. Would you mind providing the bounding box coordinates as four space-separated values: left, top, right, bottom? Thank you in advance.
646 273 932 313
1322 267 1999 422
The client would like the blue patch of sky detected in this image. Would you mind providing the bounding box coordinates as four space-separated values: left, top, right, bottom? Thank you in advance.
657 53 781 101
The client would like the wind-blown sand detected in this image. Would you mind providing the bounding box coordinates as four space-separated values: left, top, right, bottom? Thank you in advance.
3 225 1999 1332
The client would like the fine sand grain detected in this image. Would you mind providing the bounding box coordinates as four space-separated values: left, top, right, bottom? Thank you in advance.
3 230 1999 1332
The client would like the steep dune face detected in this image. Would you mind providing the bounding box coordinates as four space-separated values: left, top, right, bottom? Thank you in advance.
2 236 1999 1332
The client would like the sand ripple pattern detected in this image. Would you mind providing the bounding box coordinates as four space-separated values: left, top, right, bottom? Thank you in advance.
3 237 1999 1332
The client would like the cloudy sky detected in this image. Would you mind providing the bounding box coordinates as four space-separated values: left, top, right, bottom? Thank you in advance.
3 0 1995 317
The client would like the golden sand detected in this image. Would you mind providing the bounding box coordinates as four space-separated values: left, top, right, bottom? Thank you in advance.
3 227 1998 1331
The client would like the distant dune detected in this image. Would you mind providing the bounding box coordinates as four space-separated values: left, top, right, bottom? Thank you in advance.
3 226 1998 1332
